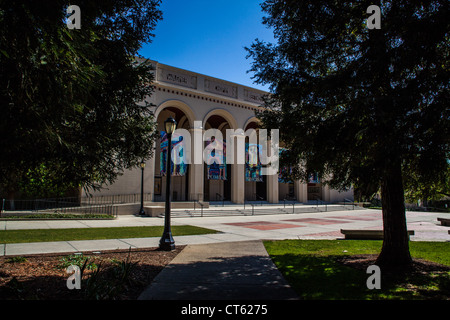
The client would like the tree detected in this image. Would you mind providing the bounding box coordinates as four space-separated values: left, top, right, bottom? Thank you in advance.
18 163 78 199
403 166 449 205
247 0 449 268
0 0 162 197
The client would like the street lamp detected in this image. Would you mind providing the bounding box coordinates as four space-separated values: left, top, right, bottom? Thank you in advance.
138 160 146 216
160 117 177 251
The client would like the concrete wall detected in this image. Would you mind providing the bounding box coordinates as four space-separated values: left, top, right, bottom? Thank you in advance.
329 188 354 202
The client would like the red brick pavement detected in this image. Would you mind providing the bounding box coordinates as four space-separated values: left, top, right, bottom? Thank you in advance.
283 218 352 225
225 221 304 230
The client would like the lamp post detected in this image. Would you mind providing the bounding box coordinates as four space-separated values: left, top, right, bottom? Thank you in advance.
138 160 146 216
160 117 177 251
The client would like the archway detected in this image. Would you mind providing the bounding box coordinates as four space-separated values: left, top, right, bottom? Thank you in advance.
277 140 296 201
154 102 194 202
307 172 322 201
203 111 235 202
244 120 267 201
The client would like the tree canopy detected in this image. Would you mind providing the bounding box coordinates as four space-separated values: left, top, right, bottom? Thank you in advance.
247 0 449 267
0 0 162 197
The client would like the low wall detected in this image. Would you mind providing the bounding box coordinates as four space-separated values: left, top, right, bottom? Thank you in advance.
111 201 210 216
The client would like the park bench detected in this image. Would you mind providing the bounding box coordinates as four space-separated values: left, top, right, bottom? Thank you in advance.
340 229 415 240
437 217 450 226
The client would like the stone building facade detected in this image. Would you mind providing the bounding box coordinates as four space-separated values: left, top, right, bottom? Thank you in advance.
83 60 353 204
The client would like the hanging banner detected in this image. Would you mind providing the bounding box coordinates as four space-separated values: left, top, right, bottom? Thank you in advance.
309 172 321 183
206 138 227 180
160 131 187 176
245 143 263 182
278 148 293 183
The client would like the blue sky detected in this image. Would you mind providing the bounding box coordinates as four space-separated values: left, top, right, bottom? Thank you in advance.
138 0 274 91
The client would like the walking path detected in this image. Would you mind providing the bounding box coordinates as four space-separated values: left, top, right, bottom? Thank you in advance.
1 208 448 256
1 207 448 300
138 240 299 300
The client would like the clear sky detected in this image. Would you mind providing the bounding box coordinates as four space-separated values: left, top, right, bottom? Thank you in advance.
138 0 275 91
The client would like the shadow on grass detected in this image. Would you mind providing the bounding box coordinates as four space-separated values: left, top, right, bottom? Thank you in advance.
270 254 369 299
270 253 450 300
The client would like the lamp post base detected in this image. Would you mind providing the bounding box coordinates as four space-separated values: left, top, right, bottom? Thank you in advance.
159 232 175 251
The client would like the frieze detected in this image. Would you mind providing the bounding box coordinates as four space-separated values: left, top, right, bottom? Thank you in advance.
158 68 197 89
204 79 237 99
244 89 264 104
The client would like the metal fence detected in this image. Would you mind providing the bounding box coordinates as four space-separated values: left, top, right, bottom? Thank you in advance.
1 193 359 218
0 197 117 217
81 193 154 205
1 197 79 212
60 204 118 216
80 192 205 204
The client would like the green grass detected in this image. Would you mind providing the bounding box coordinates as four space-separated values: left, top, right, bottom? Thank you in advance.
264 240 450 300
0 225 219 244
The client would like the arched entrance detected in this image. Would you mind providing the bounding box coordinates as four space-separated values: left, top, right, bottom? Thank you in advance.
154 102 194 202
203 113 233 202
244 120 267 201
278 142 296 201
307 172 322 201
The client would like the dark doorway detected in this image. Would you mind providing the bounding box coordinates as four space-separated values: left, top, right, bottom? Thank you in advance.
256 174 267 200
224 164 231 201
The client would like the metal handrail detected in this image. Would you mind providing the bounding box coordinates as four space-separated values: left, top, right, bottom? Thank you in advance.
283 198 296 208
316 198 327 212
247 203 255 215
254 193 264 205
216 193 225 206
343 198 355 210
194 200 204 217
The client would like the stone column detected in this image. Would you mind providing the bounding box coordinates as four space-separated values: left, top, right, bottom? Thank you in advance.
322 184 331 202
231 133 245 204
146 142 156 201
295 180 308 203
189 126 204 201
262 136 279 203
266 170 279 204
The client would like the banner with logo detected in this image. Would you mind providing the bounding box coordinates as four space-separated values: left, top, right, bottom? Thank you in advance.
245 143 263 182
206 138 227 180
278 148 293 183
160 131 187 176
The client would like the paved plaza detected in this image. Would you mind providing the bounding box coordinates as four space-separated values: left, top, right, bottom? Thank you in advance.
1 207 448 256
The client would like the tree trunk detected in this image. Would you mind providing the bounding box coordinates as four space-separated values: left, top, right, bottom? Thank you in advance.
376 160 412 268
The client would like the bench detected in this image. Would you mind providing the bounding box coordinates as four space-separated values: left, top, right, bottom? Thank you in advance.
340 229 415 240
437 217 450 226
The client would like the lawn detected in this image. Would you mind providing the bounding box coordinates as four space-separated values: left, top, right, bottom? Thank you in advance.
264 240 450 300
0 225 219 244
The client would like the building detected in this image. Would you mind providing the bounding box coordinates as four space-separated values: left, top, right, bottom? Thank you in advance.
82 60 353 208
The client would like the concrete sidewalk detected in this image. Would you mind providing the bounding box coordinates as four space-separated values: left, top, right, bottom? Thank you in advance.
1 208 449 256
138 240 299 300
